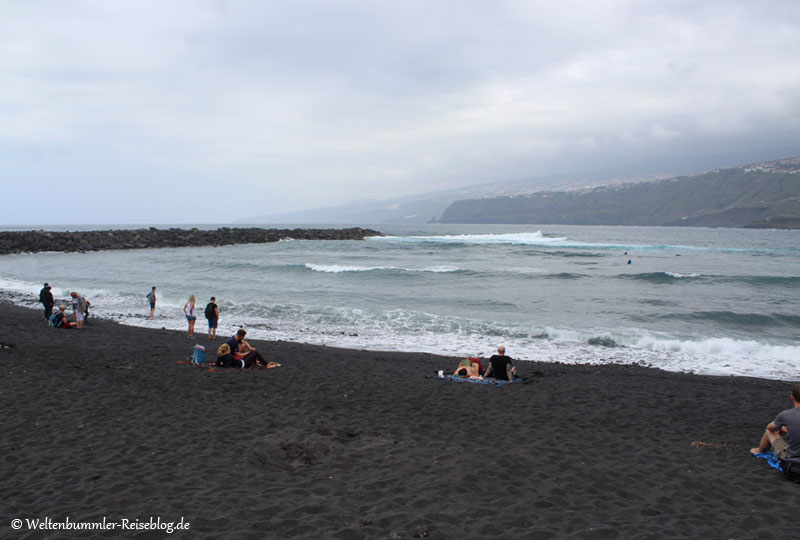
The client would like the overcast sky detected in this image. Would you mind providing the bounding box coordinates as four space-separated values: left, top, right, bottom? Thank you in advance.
2 0 799 225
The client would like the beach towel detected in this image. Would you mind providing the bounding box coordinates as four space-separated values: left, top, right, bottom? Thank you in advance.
753 452 783 472
439 374 522 386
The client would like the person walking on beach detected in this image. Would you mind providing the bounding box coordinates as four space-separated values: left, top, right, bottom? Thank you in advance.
39 283 54 321
750 384 800 470
482 345 517 382
205 297 219 340
69 292 85 329
184 295 197 338
146 286 157 319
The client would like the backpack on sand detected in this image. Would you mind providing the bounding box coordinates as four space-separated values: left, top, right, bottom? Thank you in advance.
190 344 206 365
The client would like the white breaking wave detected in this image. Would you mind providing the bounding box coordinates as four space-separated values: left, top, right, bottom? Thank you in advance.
369 232 758 253
371 231 569 245
664 272 701 278
304 264 459 273
1 282 797 380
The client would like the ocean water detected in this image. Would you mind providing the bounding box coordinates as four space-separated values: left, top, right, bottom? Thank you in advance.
1 224 798 380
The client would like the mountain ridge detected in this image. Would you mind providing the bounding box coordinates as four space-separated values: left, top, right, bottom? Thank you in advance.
438 157 800 229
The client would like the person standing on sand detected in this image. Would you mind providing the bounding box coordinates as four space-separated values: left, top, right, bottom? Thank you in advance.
205 296 219 340
184 295 197 338
751 384 800 468
482 345 517 382
146 286 157 319
39 283 54 320
69 292 85 329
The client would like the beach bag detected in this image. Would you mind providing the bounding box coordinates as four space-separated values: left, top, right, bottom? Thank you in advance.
780 459 800 483
191 344 206 365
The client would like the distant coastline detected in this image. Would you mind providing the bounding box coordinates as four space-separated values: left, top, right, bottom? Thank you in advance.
0 227 382 255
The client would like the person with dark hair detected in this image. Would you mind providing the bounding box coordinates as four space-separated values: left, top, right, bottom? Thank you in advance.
226 328 253 355
205 297 219 340
453 356 482 378
221 329 275 368
39 283 54 320
751 384 800 467
482 345 517 383
146 286 157 319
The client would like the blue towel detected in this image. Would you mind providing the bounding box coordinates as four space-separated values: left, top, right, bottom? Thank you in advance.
440 375 522 386
753 452 783 472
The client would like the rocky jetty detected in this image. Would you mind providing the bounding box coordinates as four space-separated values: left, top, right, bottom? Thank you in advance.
0 227 382 255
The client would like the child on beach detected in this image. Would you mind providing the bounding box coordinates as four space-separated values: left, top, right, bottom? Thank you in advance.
146 286 157 319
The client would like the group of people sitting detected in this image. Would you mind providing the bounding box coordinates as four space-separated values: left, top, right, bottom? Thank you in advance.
453 346 518 382
215 329 280 369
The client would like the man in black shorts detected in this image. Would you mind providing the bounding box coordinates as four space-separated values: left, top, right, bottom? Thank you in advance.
482 345 517 383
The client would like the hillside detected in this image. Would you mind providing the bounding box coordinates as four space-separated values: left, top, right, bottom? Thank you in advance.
438 157 800 228
238 171 669 225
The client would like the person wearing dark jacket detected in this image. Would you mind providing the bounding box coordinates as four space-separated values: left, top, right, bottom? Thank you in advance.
39 283 54 320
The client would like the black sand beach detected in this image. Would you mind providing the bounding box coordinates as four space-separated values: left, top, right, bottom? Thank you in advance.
1 302 797 539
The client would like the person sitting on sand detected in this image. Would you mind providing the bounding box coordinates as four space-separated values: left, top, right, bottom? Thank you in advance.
750 384 800 466
453 356 482 378
482 345 517 383
224 329 277 368
50 306 75 328
226 328 256 355
216 342 278 369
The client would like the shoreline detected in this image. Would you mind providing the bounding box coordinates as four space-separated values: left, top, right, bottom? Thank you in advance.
5 290 797 384
2 301 799 538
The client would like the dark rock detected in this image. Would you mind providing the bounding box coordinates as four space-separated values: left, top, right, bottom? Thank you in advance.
0 227 383 255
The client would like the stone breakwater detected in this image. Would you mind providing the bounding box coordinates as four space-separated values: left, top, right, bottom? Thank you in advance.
0 227 383 255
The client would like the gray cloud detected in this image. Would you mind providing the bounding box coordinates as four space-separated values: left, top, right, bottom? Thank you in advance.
1 0 799 224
